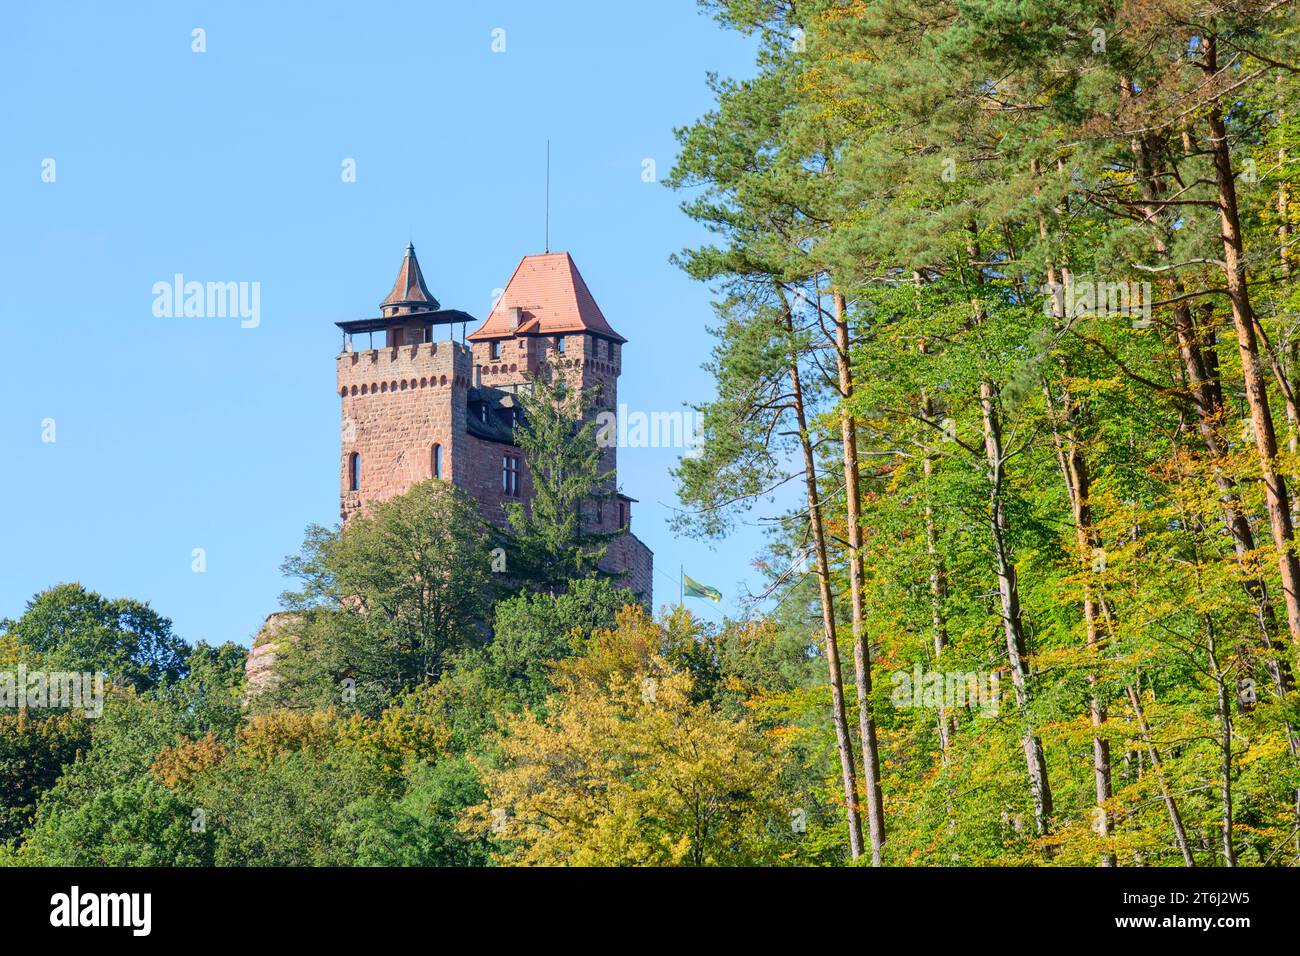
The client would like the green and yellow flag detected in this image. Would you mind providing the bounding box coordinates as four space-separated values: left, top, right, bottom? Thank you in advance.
682 574 722 603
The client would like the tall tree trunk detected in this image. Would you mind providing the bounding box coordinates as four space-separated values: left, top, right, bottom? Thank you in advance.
1129 94 1287 661
922 386 951 753
915 274 952 755
1044 380 1115 865
1037 183 1115 861
1096 579 1195 865
1131 119 1300 765
981 381 1054 836
967 226 1052 836
1280 83 1295 465
1124 682 1196 866
1205 617 1238 867
1204 38 1300 654
783 299 864 860
831 290 887 865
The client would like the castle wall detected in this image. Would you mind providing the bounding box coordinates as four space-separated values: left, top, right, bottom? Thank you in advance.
602 531 654 605
337 341 470 521
472 332 622 480
472 335 541 389
461 433 531 527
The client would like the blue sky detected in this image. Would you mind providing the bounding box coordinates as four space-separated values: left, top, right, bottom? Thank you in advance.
0 1 777 648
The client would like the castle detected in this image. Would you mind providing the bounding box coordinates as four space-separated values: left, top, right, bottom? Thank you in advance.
334 243 652 598
246 245 654 693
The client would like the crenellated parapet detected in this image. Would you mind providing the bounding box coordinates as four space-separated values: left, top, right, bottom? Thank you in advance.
337 340 472 396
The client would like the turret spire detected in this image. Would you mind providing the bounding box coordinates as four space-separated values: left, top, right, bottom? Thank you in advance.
381 243 439 315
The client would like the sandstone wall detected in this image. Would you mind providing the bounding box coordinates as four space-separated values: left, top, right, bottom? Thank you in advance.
337 341 471 521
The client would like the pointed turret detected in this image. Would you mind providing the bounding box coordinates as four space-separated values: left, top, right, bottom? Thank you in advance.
381 243 439 316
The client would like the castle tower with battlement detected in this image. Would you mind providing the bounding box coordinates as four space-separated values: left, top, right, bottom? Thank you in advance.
334 245 652 602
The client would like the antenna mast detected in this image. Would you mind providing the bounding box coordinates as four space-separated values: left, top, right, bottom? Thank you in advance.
545 140 550 254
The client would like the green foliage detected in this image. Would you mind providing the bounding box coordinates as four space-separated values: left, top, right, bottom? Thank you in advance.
273 481 498 715
664 0 1300 866
153 641 247 743
505 370 620 590
338 758 494 866
1 583 189 690
479 606 792 866
478 577 637 709
0 714 90 845
192 744 394 866
15 692 214 865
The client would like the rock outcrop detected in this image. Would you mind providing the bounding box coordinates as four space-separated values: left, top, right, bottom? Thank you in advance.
243 611 299 701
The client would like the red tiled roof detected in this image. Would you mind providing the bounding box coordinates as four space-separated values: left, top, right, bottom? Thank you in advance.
382 243 439 309
468 252 626 343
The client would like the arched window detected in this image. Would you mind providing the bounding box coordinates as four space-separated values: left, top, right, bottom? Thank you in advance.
348 452 361 491
431 443 442 479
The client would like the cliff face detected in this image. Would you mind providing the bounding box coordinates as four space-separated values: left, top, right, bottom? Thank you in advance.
243 611 299 701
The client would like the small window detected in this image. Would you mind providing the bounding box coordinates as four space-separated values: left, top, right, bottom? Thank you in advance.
618 501 626 527
490 341 501 360
595 499 603 525
502 456 520 497
348 452 361 492
556 335 565 353
431 443 442 479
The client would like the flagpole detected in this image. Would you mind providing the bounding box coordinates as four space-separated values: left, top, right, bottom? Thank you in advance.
680 564 684 608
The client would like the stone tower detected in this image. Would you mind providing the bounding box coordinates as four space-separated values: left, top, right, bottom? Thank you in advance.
335 244 477 523
333 245 653 600
467 252 626 490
